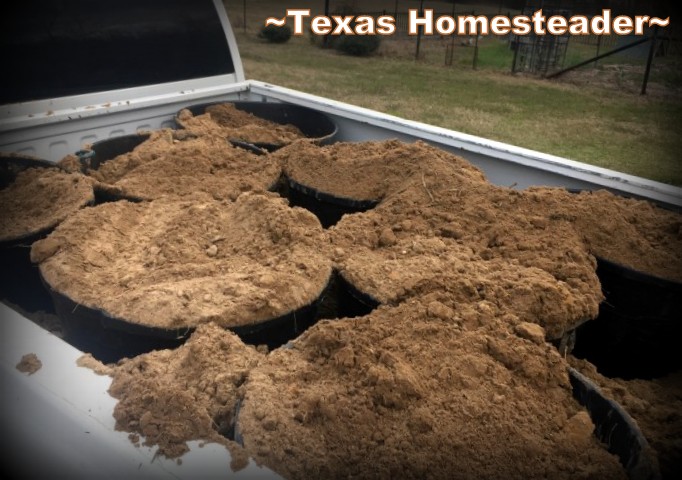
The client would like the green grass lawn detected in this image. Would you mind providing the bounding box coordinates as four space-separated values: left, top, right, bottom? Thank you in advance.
226 1 682 186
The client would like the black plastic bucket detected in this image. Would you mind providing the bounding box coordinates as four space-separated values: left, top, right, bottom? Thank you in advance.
566 188 682 379
176 101 338 151
46 283 186 363
1 242 57 317
77 133 151 171
44 273 332 363
573 257 682 380
0 153 57 190
568 367 661 480
75 133 151 202
1 155 62 316
285 177 379 228
230 300 321 351
335 271 380 318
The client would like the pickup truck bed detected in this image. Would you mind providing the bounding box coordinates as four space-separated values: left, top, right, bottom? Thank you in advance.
1 1 679 478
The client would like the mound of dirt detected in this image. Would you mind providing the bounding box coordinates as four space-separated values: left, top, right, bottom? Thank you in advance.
176 103 305 147
379 175 681 282
62 130 281 202
0 166 94 243
335 234 598 340
524 187 682 282
108 322 262 467
331 180 602 340
50 135 676 475
278 139 488 202
31 192 332 331
238 300 626 480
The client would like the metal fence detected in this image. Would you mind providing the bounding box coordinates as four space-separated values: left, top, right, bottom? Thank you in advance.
231 1 679 94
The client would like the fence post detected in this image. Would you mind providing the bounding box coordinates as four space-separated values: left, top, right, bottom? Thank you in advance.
473 32 479 70
415 0 424 61
323 0 331 47
511 37 519 73
446 1 457 67
641 26 659 95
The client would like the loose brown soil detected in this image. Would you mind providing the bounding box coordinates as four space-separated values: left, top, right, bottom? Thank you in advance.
330 169 602 340
278 139 488 202
44 136 676 476
76 353 112 376
324 147 680 342
335 234 598 340
176 103 305 147
0 167 94 243
108 323 262 467
15 353 42 375
524 187 682 282
31 193 332 330
62 130 281 201
238 300 626 480
570 357 682 479
281 139 681 283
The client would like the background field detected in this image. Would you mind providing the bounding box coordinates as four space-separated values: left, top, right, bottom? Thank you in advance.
224 0 682 186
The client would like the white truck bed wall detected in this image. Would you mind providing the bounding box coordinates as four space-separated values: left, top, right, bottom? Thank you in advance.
0 303 278 480
1 79 681 209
